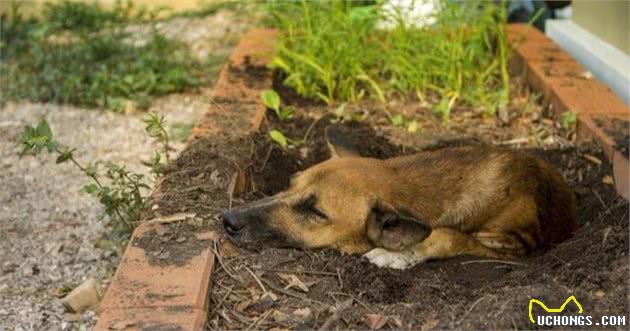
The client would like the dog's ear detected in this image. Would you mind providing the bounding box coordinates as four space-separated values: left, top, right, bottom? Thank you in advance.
366 202 431 251
325 127 360 159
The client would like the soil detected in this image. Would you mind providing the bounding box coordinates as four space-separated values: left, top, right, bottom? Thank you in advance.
593 116 630 157
138 61 628 329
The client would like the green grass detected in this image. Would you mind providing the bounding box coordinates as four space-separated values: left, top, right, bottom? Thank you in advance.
0 1 215 111
268 0 511 117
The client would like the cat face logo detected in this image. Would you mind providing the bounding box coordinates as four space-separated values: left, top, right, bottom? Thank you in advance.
528 295 584 323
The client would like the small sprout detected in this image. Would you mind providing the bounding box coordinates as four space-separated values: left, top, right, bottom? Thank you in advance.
262 89 292 120
17 118 57 155
407 120 418 133
262 89 281 112
143 112 170 163
330 103 347 123
561 111 577 129
389 114 404 127
269 129 289 149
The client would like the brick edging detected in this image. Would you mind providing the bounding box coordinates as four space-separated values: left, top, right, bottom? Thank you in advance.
507 23 629 200
94 29 277 331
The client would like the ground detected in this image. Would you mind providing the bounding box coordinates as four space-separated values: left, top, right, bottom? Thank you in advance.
0 8 251 330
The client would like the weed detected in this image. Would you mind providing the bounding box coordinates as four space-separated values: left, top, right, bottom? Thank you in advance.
269 129 289 149
16 113 171 237
561 111 577 129
262 89 293 120
268 0 510 115
1 1 206 111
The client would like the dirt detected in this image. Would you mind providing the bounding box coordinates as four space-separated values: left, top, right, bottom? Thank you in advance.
133 222 211 267
141 64 628 329
593 116 630 157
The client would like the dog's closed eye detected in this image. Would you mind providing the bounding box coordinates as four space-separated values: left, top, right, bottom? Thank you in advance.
295 194 328 220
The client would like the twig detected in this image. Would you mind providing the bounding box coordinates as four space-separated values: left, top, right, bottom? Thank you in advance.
264 268 337 276
303 116 324 143
210 241 242 283
244 309 272 331
255 145 273 173
245 266 267 294
261 278 319 303
459 295 490 322
460 259 526 266
336 268 343 290
208 286 233 321
496 137 529 145
318 299 353 331
329 292 374 312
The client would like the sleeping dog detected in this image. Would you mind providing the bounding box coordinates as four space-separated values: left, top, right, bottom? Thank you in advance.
222 129 577 269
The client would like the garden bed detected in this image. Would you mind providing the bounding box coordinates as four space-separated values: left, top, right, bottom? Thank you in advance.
96 24 629 330
134 58 629 329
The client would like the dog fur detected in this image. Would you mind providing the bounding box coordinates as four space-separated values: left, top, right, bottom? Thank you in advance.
222 132 577 269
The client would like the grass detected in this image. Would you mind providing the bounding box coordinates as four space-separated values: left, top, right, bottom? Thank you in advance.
268 0 511 117
0 1 216 111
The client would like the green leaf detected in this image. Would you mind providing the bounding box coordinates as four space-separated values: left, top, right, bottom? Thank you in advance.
56 148 76 164
82 183 99 194
390 114 404 126
561 111 577 129
269 129 288 149
261 89 281 112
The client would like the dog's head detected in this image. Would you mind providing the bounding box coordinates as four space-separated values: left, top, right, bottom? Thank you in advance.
222 128 431 254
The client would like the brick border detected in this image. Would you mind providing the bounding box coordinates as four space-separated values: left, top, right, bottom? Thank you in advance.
94 29 277 331
507 23 629 200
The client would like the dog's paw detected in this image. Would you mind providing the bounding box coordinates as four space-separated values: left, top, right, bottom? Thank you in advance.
363 248 419 270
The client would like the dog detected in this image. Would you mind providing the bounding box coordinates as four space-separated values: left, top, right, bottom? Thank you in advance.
222 129 577 269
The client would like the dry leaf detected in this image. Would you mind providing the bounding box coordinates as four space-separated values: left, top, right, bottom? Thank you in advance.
61 278 100 313
278 273 309 292
421 318 439 331
108 320 136 330
602 175 614 185
272 310 288 322
220 240 241 258
235 300 251 313
365 313 387 330
146 212 196 224
195 231 219 241
292 307 312 319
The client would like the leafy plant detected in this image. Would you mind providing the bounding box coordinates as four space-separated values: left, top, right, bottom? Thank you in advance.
16 113 171 237
1 1 206 111
561 111 577 129
268 0 510 116
269 129 289 149
261 89 293 121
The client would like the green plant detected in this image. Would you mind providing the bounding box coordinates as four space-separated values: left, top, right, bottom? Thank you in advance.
268 0 510 116
329 103 366 124
261 89 293 120
561 111 577 129
1 1 207 111
269 129 289 149
16 113 171 237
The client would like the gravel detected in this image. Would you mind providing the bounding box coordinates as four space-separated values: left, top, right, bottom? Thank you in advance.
0 8 251 330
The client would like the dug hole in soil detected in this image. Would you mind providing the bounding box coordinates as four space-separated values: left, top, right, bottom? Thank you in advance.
135 70 628 330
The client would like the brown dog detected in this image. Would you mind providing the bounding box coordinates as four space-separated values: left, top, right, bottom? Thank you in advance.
222 130 577 269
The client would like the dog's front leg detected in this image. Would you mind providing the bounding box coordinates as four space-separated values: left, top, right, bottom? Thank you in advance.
364 228 501 269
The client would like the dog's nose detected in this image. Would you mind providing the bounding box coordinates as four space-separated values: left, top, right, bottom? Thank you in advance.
222 210 244 236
